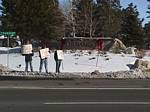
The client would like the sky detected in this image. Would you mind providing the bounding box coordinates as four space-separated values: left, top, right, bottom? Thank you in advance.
120 0 149 25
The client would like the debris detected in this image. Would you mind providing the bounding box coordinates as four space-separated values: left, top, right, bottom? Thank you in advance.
0 64 11 72
134 59 150 71
109 38 126 53
125 47 137 54
89 57 96 60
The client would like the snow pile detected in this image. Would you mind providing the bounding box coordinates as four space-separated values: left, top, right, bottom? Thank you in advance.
0 64 11 72
0 47 21 54
0 69 150 79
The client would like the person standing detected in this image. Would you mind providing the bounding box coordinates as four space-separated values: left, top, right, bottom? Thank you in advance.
24 51 34 72
54 50 64 73
39 45 50 73
22 40 34 72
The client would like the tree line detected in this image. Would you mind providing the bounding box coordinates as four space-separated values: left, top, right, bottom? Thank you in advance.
0 0 150 48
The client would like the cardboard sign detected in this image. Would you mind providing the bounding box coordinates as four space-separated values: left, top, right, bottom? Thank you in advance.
40 48 50 59
22 44 33 54
57 50 64 60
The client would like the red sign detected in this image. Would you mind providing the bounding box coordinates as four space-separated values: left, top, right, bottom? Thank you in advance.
61 37 113 50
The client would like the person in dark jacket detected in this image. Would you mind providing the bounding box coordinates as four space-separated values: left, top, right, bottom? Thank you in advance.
54 50 62 73
22 40 34 72
24 52 34 72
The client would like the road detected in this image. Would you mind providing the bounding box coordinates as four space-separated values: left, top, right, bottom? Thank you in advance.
0 79 150 112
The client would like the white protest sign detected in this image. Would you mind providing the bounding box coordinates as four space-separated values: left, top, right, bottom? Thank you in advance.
57 50 64 60
22 44 33 54
40 48 50 59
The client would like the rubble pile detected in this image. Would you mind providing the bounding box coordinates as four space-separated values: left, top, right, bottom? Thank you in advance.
109 38 126 53
125 47 137 55
0 58 150 79
88 69 150 79
134 59 150 71
0 69 150 80
0 64 11 72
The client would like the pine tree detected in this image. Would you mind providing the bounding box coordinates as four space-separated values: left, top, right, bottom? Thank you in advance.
0 0 64 41
62 0 122 37
144 0 150 48
61 0 73 37
144 23 150 48
147 0 150 18
72 0 96 37
95 0 122 37
121 3 145 48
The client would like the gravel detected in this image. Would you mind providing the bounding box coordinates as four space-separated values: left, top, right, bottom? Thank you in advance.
0 69 150 80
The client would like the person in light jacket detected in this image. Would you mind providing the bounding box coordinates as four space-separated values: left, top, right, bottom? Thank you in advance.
39 45 49 73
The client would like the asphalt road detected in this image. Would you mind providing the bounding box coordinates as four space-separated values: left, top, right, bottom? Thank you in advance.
0 79 150 112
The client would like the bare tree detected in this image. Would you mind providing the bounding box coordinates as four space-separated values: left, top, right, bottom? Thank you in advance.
73 0 97 37
60 0 76 37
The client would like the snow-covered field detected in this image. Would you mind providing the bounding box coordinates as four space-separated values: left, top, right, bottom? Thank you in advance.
0 47 150 73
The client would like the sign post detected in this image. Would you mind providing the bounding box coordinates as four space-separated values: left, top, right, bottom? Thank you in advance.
0 32 16 68
7 36 9 68
96 39 103 67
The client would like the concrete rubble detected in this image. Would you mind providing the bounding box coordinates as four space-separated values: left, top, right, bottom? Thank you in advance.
134 59 150 71
109 38 126 53
0 64 11 72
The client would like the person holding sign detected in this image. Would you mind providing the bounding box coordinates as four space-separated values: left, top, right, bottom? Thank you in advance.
39 45 50 73
54 50 64 73
22 40 34 72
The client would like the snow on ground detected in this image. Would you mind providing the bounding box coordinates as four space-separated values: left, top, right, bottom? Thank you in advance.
0 47 21 54
0 47 150 73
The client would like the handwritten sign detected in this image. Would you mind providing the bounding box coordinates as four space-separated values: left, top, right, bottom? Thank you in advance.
22 44 32 54
40 48 50 59
57 50 64 60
